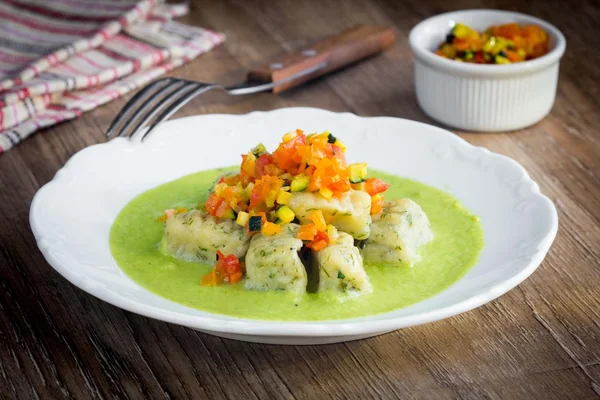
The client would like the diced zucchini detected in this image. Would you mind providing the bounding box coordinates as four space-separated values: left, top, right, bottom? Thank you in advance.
291 175 310 192
236 211 250 227
222 208 235 220
349 163 368 183
439 43 456 59
327 133 337 144
494 54 510 64
251 143 267 157
463 50 474 61
276 206 296 223
248 216 263 232
277 190 293 205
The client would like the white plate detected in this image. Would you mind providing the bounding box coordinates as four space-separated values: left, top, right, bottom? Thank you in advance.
30 107 557 345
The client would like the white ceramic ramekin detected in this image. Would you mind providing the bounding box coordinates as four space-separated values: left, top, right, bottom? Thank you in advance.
409 9 566 132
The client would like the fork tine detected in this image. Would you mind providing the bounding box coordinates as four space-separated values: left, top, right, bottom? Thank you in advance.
106 77 174 138
140 83 213 142
132 82 205 140
117 80 190 138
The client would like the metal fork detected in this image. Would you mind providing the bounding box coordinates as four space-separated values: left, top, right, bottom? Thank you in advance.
105 63 327 141
105 24 396 141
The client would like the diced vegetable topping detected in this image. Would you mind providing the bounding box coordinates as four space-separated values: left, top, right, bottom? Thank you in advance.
248 215 263 232
309 210 327 232
201 251 244 286
364 177 390 196
157 207 187 222
297 223 318 241
236 211 250 227
276 190 293 205
251 143 267 157
290 175 310 192
349 163 368 183
326 224 339 243
306 231 329 251
276 206 296 224
370 194 384 215
261 221 282 236
435 22 550 64
196 129 390 251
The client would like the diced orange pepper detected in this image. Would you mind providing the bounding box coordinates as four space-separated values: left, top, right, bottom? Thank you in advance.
229 271 243 284
297 223 318 241
452 38 471 51
371 194 384 215
201 271 218 286
307 239 328 252
505 50 522 62
262 221 282 236
309 210 327 232
364 177 390 196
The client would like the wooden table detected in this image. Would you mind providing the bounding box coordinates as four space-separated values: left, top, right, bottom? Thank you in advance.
2 0 599 398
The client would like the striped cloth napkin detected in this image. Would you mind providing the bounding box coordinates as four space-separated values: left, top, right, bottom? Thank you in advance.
0 0 224 153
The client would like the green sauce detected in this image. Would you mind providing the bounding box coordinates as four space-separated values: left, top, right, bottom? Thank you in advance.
109 168 484 321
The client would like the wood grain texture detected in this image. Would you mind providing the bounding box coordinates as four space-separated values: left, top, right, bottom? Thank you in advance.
1 0 599 399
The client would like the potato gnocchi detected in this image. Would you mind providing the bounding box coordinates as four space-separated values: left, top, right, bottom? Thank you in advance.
160 210 249 265
244 224 307 298
362 199 433 266
315 232 372 294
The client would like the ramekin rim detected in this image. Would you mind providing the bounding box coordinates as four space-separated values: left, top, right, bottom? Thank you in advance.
408 9 566 76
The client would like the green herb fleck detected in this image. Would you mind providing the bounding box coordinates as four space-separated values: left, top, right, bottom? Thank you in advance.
337 271 345 279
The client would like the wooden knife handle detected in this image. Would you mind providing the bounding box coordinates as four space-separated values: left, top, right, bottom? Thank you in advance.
247 25 396 94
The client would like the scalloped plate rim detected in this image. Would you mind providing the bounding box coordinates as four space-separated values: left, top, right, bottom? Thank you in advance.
29 107 558 340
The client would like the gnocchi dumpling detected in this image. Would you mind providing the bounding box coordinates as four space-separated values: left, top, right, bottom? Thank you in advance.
288 189 372 240
244 224 307 298
362 199 433 266
315 232 372 295
160 210 249 265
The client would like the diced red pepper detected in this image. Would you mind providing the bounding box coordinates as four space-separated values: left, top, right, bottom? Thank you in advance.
306 231 330 251
205 193 224 216
254 154 274 178
201 251 243 286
